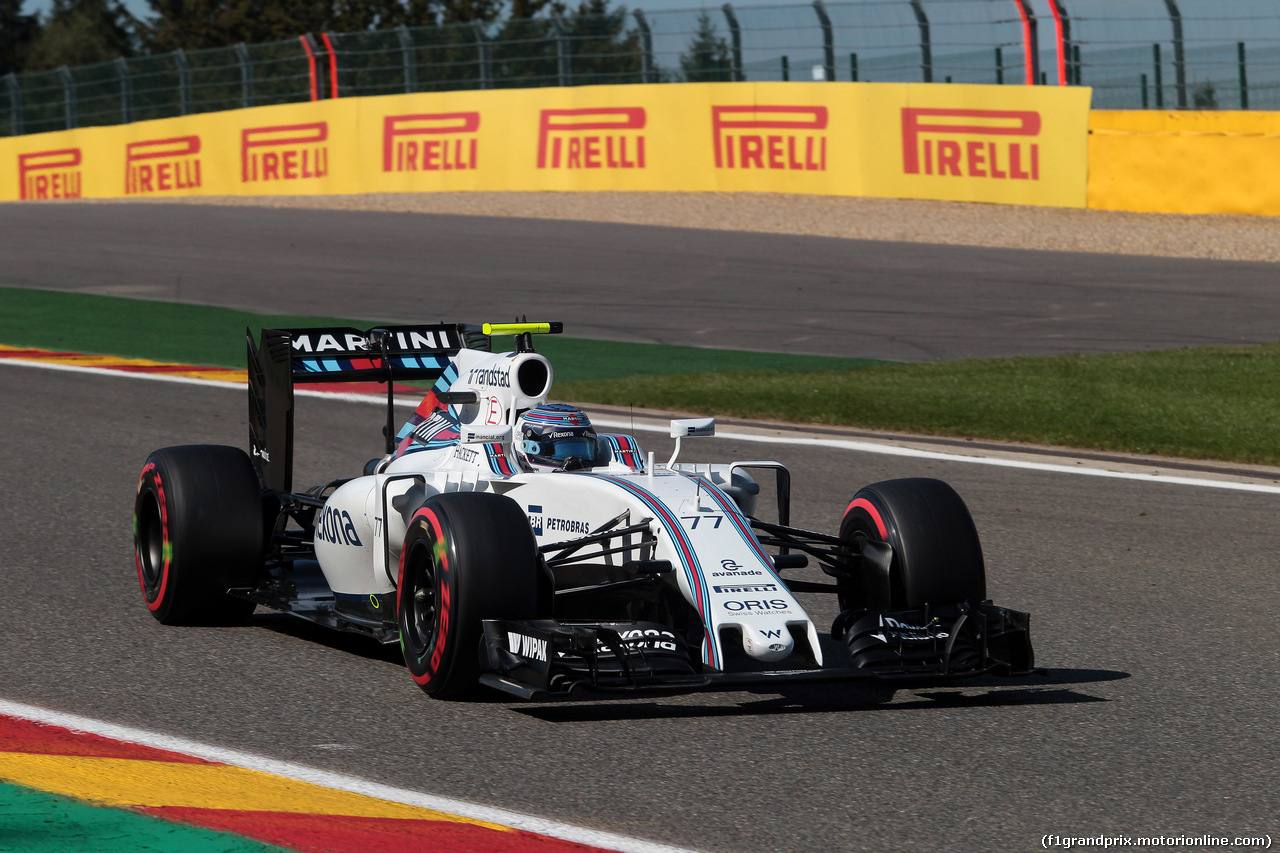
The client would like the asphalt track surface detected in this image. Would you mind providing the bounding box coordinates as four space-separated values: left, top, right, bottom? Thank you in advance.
5 202 1280 361
1 205 1278 851
2 361 1278 852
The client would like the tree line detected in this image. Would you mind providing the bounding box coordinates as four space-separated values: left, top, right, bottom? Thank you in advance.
1 0 736 83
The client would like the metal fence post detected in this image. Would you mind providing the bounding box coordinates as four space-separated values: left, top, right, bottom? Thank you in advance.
813 0 834 82
1011 0 1039 85
472 22 491 90
1048 0 1071 86
174 48 191 115
115 57 132 124
58 66 76 129
3 73 18 133
300 34 320 101
1162 0 1186 108
234 42 253 109
907 0 932 83
1072 45 1081 84
781 55 789 81
321 33 339 98
1152 43 1163 108
396 25 416 93
552 17 571 87
995 46 1003 84
1238 41 1248 110
850 52 857 81
722 4 744 82
1141 72 1148 108
633 10 654 85
4 73 20 135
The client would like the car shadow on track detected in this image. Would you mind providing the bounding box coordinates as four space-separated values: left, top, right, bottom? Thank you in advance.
510 669 1129 722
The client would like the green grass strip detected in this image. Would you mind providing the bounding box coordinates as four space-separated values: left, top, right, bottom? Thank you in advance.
0 287 876 382
557 345 1280 465
4 286 1278 465
0 780 287 853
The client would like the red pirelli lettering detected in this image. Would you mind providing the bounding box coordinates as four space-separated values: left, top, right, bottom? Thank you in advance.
711 105 828 171
241 123 328 183
125 136 202 195
901 108 1041 180
537 108 646 169
18 149 82 201
383 113 481 173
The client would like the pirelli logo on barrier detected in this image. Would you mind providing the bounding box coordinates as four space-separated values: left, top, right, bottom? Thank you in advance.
537 108 646 170
19 149 82 200
901 108 1041 180
241 122 328 183
712 105 828 171
126 136 201 195
383 112 480 172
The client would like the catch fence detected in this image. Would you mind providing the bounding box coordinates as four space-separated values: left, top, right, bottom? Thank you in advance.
3 0 1279 137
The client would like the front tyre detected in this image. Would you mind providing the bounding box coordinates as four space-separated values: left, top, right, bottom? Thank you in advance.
838 477 986 612
397 492 540 699
134 445 263 625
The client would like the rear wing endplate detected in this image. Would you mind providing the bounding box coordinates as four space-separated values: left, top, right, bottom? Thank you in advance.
247 324 484 492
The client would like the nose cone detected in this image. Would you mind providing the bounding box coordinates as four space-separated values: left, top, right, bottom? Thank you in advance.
742 625 794 663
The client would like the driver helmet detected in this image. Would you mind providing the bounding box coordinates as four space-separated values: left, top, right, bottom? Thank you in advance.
516 404 597 471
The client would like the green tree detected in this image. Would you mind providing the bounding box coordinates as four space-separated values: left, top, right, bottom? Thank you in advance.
561 0 640 85
0 0 43 74
25 0 136 70
679 9 730 83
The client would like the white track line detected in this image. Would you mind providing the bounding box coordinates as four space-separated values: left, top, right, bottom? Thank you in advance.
0 698 702 853
6 357 1280 496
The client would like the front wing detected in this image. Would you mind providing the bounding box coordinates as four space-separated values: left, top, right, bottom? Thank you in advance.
479 601 1035 701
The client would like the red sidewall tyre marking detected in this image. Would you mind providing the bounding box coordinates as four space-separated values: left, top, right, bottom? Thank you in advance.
398 506 451 687
135 462 172 611
844 497 887 539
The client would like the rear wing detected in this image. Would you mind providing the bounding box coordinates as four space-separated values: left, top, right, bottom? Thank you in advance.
247 324 486 492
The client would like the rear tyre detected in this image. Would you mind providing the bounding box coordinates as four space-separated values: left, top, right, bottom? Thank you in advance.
397 492 541 699
134 445 263 625
838 477 985 612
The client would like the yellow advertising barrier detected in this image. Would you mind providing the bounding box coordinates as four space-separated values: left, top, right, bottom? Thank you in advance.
1088 110 1280 216
0 82 1091 208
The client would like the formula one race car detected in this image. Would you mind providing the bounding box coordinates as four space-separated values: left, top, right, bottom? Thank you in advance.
132 322 1035 700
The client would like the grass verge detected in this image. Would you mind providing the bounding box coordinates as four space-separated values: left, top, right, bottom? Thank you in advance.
557 345 1280 466
0 287 876 381
3 287 1277 465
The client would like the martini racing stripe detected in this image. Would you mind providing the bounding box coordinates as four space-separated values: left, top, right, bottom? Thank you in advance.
594 475 719 669
394 362 462 456
485 442 516 476
673 471 790 590
295 354 450 375
599 434 643 471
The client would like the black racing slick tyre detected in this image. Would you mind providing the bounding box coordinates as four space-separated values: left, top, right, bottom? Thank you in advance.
396 492 541 699
133 445 263 625
838 477 986 612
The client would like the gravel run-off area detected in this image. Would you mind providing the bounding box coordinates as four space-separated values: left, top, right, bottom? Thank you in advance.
98 191 1280 263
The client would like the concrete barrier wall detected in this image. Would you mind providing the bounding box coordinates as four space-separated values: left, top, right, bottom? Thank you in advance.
0 82 1092 209
1088 110 1280 216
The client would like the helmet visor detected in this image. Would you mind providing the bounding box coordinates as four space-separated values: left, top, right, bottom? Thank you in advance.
545 437 595 461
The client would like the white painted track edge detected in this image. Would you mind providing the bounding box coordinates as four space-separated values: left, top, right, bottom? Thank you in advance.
5 357 1280 495
0 698 704 853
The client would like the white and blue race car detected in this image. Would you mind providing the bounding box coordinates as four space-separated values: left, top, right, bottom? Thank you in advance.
133 322 1034 700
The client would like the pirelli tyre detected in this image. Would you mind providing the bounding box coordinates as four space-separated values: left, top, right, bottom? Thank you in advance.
133 445 263 625
837 477 986 612
397 492 542 699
